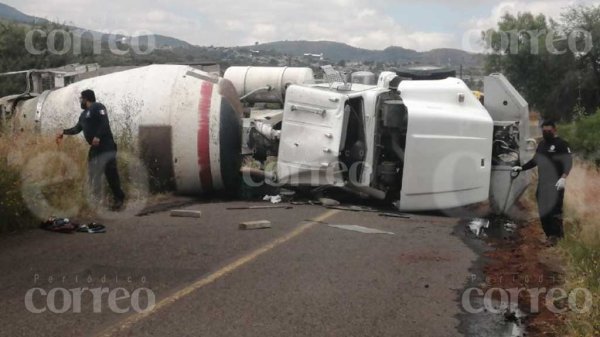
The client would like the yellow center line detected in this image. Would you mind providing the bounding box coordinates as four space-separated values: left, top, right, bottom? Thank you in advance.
95 209 340 337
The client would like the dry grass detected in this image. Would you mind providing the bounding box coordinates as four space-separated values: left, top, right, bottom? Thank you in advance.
0 131 150 233
559 161 600 336
563 162 600 244
0 132 90 232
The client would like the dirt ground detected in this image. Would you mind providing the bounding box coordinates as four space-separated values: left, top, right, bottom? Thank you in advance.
483 200 567 337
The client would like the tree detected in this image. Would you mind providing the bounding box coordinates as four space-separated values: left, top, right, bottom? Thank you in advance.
0 21 195 98
561 5 600 112
483 13 581 121
0 22 79 96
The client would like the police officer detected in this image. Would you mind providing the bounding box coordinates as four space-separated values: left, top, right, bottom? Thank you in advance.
56 89 125 210
513 120 573 245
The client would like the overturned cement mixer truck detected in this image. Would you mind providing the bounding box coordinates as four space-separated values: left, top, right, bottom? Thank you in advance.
0 64 536 213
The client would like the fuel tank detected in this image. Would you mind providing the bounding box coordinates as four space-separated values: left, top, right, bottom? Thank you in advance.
11 65 244 195
224 66 314 104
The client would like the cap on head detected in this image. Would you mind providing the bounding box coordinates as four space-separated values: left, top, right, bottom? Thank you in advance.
80 89 96 103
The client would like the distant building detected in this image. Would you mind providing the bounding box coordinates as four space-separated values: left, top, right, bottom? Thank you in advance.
29 63 101 93
304 53 324 61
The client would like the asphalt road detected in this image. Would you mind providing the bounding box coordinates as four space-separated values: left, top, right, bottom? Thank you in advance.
0 200 482 337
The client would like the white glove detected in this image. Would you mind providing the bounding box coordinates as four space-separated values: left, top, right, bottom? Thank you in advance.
556 178 566 191
512 166 523 172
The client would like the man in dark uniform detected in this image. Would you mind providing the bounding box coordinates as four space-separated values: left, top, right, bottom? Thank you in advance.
56 89 125 211
513 120 573 245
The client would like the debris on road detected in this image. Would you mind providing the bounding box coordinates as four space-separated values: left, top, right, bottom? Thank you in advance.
170 210 203 218
263 195 283 204
379 212 411 219
239 220 272 230
77 223 106 234
318 198 340 207
136 197 198 217
40 217 79 234
503 304 526 336
279 189 296 202
325 205 380 213
468 218 490 237
290 201 314 206
227 205 293 210
40 218 107 234
504 310 519 324
328 224 395 235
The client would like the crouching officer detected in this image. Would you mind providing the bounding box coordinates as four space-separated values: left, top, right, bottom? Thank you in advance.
56 89 125 211
513 120 573 245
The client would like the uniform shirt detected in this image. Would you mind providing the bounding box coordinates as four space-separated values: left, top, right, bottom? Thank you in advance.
522 136 573 186
63 102 116 150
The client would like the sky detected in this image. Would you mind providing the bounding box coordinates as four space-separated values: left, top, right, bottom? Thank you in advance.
3 0 597 51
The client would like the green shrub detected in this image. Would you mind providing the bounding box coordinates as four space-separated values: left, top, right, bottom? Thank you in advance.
561 110 600 167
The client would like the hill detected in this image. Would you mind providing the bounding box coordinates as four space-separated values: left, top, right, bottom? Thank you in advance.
0 2 483 69
249 41 483 67
0 3 47 24
0 2 191 49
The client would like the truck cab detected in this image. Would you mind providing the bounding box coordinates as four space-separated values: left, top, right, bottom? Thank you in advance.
276 73 496 211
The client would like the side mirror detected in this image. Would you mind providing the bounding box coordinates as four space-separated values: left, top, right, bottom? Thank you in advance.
526 138 537 151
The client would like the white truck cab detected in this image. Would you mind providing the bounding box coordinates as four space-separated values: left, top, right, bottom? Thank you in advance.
276 73 497 211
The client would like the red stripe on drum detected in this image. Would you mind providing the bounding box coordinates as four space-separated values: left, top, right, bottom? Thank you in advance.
198 81 214 191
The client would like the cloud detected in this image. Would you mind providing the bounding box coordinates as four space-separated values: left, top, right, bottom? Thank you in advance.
4 0 595 51
175 0 457 50
459 0 596 52
466 1 575 32
5 0 455 51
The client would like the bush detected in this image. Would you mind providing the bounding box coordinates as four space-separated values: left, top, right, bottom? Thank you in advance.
560 110 600 167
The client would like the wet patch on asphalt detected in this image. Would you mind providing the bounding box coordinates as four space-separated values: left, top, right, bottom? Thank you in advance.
455 216 528 337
